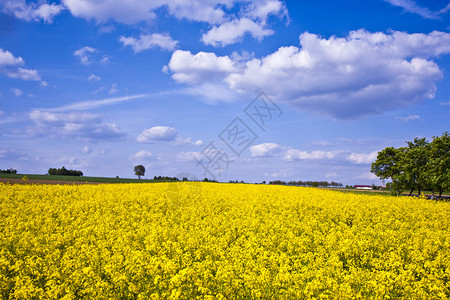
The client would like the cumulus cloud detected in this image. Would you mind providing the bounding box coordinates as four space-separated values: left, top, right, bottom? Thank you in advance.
202 18 274 47
167 50 237 84
129 150 154 161
28 110 126 140
137 126 177 143
137 125 201 146
168 30 450 119
61 0 285 24
120 33 178 52
346 151 379 164
0 48 42 82
1 0 64 22
249 143 282 157
59 0 286 45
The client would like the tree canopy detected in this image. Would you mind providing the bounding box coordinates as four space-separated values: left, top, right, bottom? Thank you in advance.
371 132 450 197
134 165 146 179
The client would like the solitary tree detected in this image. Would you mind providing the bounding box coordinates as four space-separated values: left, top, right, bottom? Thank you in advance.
134 165 145 179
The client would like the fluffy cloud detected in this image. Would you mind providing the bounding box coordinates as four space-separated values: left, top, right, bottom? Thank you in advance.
137 126 177 143
129 150 154 161
137 125 201 146
28 110 126 140
1 0 64 22
120 33 179 52
167 50 237 84
59 0 286 46
0 48 42 82
202 18 274 47
168 30 450 119
345 151 379 164
249 143 281 157
61 0 285 25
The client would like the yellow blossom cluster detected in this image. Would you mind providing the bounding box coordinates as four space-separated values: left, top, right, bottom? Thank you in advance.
1 182 449 299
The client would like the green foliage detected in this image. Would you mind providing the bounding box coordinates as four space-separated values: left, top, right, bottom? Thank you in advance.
0 168 17 174
48 166 83 176
134 165 145 179
371 132 450 197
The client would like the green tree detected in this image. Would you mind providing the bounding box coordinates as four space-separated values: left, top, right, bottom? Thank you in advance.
428 132 450 198
134 165 146 179
402 137 429 196
371 147 404 195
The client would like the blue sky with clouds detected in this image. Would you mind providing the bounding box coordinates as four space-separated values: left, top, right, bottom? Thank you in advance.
1 0 450 184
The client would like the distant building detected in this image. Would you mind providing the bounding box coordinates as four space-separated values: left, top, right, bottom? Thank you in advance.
354 185 372 190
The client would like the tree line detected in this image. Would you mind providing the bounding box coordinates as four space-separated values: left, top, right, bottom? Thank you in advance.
0 168 17 174
371 132 449 197
48 167 83 177
269 180 343 187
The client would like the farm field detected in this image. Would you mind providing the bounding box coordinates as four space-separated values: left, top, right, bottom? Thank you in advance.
1 182 449 299
0 173 174 184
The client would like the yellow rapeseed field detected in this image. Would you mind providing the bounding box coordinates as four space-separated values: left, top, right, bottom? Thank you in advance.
1 182 449 299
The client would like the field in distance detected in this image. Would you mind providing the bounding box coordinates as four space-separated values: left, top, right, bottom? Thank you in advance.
0 173 175 184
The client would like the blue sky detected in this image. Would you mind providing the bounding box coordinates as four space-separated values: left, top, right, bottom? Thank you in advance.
1 0 450 184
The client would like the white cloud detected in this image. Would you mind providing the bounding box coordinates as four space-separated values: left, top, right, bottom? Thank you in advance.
346 151 379 164
168 30 450 119
0 48 42 82
167 50 237 84
6 67 41 81
0 49 24 66
137 126 177 143
137 125 200 146
88 74 101 81
74 46 97 65
395 114 421 122
247 0 288 22
384 0 441 20
28 110 126 140
60 1 286 45
202 18 274 47
120 33 178 52
1 0 64 22
129 150 154 161
283 149 338 161
12 88 23 97
249 143 282 157
61 0 229 25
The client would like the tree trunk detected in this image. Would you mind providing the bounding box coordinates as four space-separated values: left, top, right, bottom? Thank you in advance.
409 187 414 196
